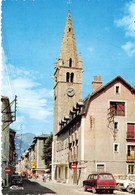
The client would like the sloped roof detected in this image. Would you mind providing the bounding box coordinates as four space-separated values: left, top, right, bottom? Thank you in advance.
33 134 49 143
84 75 135 115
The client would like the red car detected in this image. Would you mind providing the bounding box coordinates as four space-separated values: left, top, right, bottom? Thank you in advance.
83 173 117 193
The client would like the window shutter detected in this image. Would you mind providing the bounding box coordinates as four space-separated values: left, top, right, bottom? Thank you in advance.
117 103 124 110
127 123 135 138
117 103 125 116
110 104 114 114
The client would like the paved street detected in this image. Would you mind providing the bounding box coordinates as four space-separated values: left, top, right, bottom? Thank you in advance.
33 179 133 195
2 179 56 195
2 178 132 195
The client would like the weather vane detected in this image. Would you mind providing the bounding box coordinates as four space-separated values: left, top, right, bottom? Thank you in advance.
67 0 72 10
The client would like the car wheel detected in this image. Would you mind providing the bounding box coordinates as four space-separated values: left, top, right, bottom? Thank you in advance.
117 183 122 191
96 189 101 194
92 188 96 194
126 185 133 193
109 189 114 194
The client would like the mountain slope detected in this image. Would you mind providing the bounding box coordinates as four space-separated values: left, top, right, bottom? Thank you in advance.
15 133 36 159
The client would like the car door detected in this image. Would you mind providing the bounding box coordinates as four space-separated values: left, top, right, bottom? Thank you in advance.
85 175 91 186
91 174 96 188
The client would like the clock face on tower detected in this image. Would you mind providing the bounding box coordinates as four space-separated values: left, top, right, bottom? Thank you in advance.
67 88 75 97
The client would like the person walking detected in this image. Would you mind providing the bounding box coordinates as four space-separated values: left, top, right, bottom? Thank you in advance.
42 174 45 182
44 173 48 182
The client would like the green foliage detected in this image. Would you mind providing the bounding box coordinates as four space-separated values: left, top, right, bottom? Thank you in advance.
42 134 53 168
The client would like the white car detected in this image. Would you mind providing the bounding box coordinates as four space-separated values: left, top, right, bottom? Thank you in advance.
115 176 135 193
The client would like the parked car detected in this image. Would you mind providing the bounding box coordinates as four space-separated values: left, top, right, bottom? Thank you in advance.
114 175 135 193
83 173 117 193
11 175 22 185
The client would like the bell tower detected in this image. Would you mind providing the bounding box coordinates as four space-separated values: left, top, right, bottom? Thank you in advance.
53 10 83 136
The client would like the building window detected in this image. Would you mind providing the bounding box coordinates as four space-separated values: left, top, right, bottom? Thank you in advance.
65 167 68 179
110 101 125 116
114 122 118 130
128 165 134 174
71 73 74 82
59 167 61 178
114 143 119 152
69 58 72 67
69 28 71 32
66 72 70 82
127 123 135 139
97 164 105 173
127 145 135 160
116 86 120 94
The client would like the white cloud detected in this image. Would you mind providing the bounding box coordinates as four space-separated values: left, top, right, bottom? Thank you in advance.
2 49 53 121
121 41 135 56
114 1 135 37
87 47 94 52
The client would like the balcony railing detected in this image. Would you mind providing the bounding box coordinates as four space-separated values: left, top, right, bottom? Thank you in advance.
127 156 135 160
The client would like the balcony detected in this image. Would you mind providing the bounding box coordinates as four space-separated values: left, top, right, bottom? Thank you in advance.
127 156 135 161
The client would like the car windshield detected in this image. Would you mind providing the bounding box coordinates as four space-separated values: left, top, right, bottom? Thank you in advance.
99 174 113 180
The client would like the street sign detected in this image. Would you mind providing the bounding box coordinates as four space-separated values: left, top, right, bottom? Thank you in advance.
71 164 77 170
5 167 11 174
31 161 36 169
31 161 36 165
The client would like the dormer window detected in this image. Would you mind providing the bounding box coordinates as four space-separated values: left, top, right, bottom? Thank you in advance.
69 58 72 67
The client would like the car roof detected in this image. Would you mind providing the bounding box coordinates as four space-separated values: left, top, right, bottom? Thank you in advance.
89 172 113 175
12 175 21 177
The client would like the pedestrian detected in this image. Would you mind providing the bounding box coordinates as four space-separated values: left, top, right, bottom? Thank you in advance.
44 173 48 182
42 174 45 182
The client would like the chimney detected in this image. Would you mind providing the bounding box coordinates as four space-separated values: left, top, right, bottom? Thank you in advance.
92 76 102 93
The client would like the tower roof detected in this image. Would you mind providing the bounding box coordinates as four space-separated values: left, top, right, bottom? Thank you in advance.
59 10 78 67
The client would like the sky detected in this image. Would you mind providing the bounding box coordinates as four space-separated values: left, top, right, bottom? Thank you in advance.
1 0 135 136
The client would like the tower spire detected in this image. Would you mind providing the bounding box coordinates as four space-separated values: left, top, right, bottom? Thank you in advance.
59 10 78 67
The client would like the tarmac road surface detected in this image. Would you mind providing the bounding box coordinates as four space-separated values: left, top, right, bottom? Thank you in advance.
2 178 133 195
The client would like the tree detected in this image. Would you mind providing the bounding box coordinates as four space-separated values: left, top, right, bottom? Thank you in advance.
42 134 53 168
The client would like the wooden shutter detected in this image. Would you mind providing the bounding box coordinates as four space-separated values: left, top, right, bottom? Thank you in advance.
127 123 135 138
117 103 125 116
